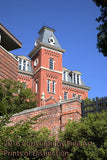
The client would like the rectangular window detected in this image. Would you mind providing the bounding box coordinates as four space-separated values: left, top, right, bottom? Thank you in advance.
73 93 76 98
27 62 29 71
49 58 53 70
52 81 55 94
64 92 67 100
19 59 22 70
74 73 76 84
47 80 50 92
77 75 79 85
36 81 38 93
23 60 26 71
22 82 26 89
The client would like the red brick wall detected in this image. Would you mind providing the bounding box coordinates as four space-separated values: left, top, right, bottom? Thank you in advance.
0 47 18 80
9 99 81 135
62 85 88 100
31 48 63 107
18 74 33 89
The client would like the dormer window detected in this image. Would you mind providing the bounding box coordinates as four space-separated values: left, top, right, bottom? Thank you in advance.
18 58 29 72
74 73 76 84
71 72 81 85
49 58 54 70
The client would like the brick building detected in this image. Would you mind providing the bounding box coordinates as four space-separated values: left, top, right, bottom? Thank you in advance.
0 23 22 80
0 24 91 133
0 23 90 107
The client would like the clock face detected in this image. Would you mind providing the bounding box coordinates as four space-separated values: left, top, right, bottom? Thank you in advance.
34 59 38 67
48 36 55 45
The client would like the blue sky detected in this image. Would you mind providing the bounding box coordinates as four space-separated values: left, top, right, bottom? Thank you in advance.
0 0 107 99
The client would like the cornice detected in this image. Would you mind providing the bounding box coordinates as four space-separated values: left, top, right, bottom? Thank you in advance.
62 81 91 91
28 42 65 58
18 70 33 76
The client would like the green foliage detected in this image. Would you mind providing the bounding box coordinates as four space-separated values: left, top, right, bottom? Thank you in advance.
0 79 37 116
93 0 107 56
58 111 107 160
0 116 55 160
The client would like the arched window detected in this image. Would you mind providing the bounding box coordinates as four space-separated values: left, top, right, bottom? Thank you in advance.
49 58 54 70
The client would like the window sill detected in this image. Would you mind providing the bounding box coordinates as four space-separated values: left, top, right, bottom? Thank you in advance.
48 92 56 95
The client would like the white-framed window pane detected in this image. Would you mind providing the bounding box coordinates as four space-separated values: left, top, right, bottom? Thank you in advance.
49 58 53 70
77 75 79 85
74 73 76 84
64 92 67 100
23 60 26 71
19 59 22 70
52 81 55 93
47 80 50 92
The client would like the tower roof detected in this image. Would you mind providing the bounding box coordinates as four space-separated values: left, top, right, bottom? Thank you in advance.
37 26 62 49
38 26 55 34
28 26 65 58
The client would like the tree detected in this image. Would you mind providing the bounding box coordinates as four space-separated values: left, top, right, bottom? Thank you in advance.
0 79 37 116
93 0 107 56
58 111 107 160
0 115 56 160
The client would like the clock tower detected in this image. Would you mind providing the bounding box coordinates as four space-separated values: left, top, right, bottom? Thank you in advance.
28 26 65 106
